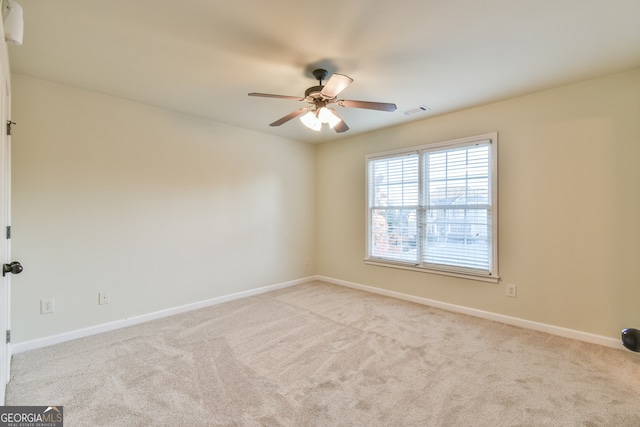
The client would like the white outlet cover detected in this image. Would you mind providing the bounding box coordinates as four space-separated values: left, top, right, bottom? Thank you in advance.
40 298 54 314
99 291 110 305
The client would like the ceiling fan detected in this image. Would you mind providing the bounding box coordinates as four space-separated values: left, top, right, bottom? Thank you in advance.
248 69 397 133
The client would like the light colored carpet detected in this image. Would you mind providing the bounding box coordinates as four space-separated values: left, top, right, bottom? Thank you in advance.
6 280 640 426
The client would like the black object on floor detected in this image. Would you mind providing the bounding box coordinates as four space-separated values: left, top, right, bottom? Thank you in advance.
621 328 640 352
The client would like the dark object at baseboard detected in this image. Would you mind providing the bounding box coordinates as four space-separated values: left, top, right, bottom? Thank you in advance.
621 328 640 352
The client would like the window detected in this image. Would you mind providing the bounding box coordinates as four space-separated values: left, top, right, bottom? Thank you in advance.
366 133 498 282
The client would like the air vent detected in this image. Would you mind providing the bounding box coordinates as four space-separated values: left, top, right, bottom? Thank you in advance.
403 105 431 116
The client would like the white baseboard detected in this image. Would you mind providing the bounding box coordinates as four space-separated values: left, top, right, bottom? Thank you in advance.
11 276 312 354
316 275 625 351
12 274 625 354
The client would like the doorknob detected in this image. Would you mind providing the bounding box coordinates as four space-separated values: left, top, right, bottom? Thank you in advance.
2 261 23 276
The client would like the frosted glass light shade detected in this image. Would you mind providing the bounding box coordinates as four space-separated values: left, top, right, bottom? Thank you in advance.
300 110 321 131
317 107 341 129
300 107 342 131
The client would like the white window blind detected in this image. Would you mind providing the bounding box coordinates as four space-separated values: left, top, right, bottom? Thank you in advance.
368 153 419 264
366 133 498 281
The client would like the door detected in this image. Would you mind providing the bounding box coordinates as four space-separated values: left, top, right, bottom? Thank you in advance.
0 23 11 404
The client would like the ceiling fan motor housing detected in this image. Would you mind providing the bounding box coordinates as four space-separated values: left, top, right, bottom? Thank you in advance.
304 69 330 101
304 85 325 101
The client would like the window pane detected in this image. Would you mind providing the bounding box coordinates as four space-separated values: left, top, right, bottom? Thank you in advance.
423 143 492 272
369 154 419 264
424 208 491 270
371 208 418 263
369 155 419 207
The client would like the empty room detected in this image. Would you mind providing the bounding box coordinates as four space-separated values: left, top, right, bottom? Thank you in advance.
0 0 639 425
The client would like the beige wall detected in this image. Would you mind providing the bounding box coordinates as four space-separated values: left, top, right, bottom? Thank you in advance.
10 69 640 344
11 74 316 342
316 68 640 340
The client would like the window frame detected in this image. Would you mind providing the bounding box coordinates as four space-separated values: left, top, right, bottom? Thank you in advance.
365 132 499 283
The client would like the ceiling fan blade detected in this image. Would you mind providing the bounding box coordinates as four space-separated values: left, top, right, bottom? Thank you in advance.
329 109 349 133
269 108 309 127
333 120 349 133
249 92 303 101
338 99 397 112
321 74 353 98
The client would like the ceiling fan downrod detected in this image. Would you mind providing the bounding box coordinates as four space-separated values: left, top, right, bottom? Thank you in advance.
312 68 328 86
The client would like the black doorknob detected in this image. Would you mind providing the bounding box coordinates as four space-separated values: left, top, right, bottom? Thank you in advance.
2 261 23 277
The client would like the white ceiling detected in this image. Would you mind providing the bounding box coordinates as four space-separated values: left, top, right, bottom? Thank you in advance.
7 0 640 143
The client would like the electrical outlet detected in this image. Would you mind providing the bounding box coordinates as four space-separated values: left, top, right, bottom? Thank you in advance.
99 291 110 305
40 298 54 314
506 284 517 298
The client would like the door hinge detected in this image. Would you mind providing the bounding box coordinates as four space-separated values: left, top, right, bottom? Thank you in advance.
5 226 10 239
5 330 9 344
6 120 15 136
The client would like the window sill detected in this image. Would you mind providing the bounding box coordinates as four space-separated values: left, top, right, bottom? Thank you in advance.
364 259 500 283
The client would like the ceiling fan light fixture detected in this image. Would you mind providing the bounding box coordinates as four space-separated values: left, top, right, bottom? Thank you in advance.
300 110 322 131
250 68 396 133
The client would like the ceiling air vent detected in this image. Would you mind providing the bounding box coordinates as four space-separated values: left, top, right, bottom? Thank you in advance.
403 105 430 116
